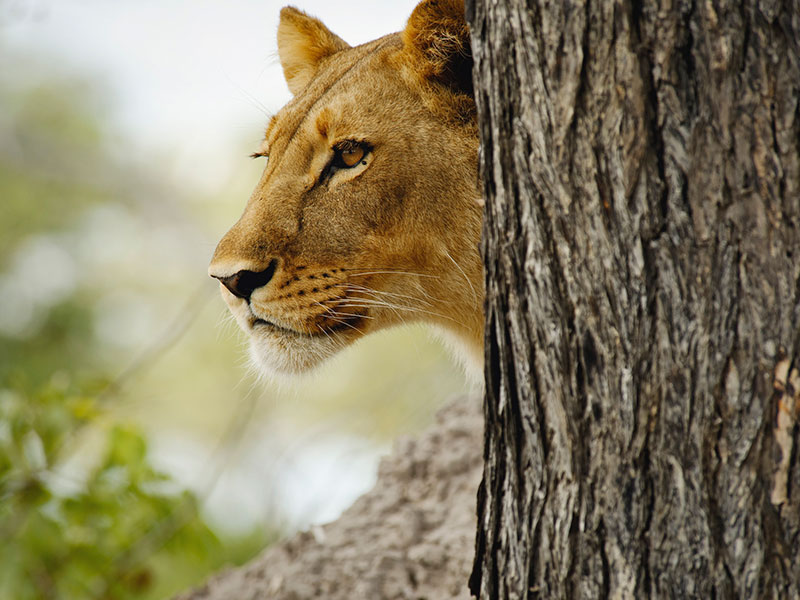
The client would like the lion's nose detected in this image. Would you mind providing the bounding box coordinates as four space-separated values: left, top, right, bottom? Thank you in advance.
211 260 278 301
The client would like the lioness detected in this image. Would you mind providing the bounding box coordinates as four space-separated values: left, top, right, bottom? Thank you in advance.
208 0 482 378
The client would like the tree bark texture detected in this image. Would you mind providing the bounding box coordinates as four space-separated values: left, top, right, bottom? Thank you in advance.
175 399 483 600
467 1 800 598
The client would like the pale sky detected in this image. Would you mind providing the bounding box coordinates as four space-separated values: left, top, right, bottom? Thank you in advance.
2 0 419 190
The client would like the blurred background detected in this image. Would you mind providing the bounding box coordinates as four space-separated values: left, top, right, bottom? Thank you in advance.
0 0 470 597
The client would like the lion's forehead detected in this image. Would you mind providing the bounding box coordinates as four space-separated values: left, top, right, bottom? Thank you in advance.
265 35 406 153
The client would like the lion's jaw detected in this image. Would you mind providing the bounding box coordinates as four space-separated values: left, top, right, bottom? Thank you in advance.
209 1 483 378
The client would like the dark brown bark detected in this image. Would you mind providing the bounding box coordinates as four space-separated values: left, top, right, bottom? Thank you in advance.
467 0 800 598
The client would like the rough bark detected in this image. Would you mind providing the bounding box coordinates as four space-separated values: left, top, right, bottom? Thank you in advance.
468 0 800 598
175 398 482 600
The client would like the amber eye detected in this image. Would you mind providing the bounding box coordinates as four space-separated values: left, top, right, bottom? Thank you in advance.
340 147 364 167
331 143 368 170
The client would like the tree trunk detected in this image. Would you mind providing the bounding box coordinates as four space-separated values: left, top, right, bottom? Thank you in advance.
467 0 800 598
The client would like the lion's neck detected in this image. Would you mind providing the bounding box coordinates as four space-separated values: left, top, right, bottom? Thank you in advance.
431 318 484 387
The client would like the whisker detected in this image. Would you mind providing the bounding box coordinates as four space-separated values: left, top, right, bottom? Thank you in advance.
225 73 273 118
330 300 455 323
322 308 376 321
345 270 441 280
321 297 395 310
313 301 375 320
443 249 479 304
335 283 435 308
312 302 371 336
329 297 409 326
215 308 241 341
314 321 337 345
338 273 441 304
320 314 367 335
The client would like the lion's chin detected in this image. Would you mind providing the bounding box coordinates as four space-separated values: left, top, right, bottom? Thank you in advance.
246 325 352 376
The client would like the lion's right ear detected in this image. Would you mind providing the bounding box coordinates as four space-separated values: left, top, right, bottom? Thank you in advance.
402 0 472 95
277 7 350 95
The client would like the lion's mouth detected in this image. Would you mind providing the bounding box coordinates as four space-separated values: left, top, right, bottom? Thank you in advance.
252 318 302 335
251 312 365 338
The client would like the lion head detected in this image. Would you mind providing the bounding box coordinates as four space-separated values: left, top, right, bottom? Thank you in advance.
208 0 482 376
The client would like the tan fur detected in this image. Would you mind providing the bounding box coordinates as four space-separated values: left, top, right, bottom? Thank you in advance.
277 7 350 94
209 0 483 378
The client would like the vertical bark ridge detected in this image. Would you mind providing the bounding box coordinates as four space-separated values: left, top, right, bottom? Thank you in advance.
469 0 800 597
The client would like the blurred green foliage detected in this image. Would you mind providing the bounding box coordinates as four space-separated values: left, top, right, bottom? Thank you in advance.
0 76 108 259
0 75 113 384
0 61 271 599
0 378 273 600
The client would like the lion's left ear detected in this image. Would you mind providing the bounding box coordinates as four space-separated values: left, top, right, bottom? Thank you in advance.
402 0 472 95
277 7 350 95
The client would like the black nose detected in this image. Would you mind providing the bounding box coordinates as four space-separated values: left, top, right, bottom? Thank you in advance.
213 260 277 301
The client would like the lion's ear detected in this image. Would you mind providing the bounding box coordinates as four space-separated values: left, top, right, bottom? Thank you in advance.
402 0 472 95
277 7 350 95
